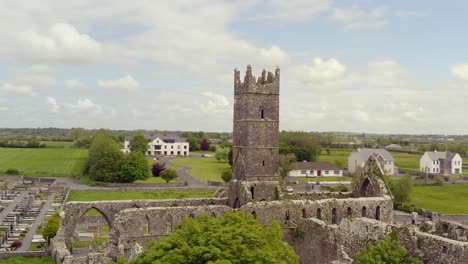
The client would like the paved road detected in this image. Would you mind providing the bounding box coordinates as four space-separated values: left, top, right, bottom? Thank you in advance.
0 191 28 224
158 156 209 188
18 193 55 251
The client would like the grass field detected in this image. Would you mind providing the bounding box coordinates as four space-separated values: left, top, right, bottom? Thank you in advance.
391 152 420 170
172 157 229 182
68 189 216 201
318 149 350 168
411 184 468 214
40 141 74 148
294 176 353 182
0 256 53 264
0 148 88 177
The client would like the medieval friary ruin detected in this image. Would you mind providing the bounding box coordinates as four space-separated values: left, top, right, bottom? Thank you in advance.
51 67 468 264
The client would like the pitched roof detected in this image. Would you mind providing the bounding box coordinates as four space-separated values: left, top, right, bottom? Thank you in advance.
125 134 187 143
351 148 394 161
295 162 341 171
425 151 457 161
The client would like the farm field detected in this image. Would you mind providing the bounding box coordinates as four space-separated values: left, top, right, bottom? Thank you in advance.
40 141 74 148
68 189 216 201
391 152 420 171
0 148 88 177
171 157 229 182
411 184 468 214
318 149 350 168
0 256 54 264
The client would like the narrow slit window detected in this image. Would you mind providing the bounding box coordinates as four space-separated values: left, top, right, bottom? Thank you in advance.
261 109 264 119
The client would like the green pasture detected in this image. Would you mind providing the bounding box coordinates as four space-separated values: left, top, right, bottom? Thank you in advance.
318 149 351 168
411 184 468 214
0 148 88 177
171 157 229 182
0 257 54 264
68 189 216 201
40 141 74 148
391 152 420 171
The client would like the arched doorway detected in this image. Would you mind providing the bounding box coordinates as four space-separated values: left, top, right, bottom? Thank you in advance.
332 208 337 224
72 207 111 255
360 178 370 197
375 206 380 220
362 206 367 217
347 207 352 218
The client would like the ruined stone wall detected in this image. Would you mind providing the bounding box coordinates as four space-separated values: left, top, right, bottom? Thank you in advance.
61 198 227 249
286 191 353 201
435 220 468 241
107 205 232 259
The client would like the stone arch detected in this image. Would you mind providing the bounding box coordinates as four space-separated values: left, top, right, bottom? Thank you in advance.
233 198 240 209
360 178 370 197
72 206 112 253
252 211 257 219
78 206 112 228
375 206 380 220
316 208 322 220
332 208 337 224
362 206 367 217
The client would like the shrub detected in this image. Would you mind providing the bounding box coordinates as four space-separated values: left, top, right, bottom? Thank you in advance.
330 185 349 192
5 168 21 175
151 163 166 177
434 175 444 186
160 169 178 183
221 169 232 183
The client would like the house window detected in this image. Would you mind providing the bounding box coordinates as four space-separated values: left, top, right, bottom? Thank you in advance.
184 146 187 149
334 170 339 174
171 146 173 149
301 170 307 174
164 145 167 149
184 151 187 155
154 145 162 150
325 170 329 175
170 151 173 155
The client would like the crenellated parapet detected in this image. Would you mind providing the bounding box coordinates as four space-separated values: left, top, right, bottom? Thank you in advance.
234 65 280 95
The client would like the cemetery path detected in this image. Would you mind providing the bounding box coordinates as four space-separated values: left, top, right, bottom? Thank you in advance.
18 193 55 251
0 191 28 224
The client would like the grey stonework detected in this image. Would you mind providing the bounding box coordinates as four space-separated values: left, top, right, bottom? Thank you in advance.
51 66 468 264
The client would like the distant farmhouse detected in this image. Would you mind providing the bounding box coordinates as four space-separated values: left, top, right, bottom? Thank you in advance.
289 162 343 177
123 134 189 156
420 151 462 175
348 148 396 175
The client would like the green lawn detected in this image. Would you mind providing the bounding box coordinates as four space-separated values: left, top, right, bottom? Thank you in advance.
294 176 353 182
0 257 54 264
172 158 229 182
0 148 88 177
411 184 468 214
68 189 216 201
318 149 351 168
390 152 420 171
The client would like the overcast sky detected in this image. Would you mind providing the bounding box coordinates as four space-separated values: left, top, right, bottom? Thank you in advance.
1 1 468 134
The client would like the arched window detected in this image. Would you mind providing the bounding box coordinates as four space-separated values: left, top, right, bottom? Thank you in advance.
332 208 337 224
316 208 322 220
250 187 255 200
362 206 367 217
375 206 380 220
252 211 257 219
347 207 352 217
302 208 306 218
286 210 290 221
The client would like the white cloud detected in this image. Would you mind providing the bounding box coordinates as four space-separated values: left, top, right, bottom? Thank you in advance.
64 79 85 90
98 75 140 91
0 83 34 96
199 92 230 113
0 106 8 112
291 57 347 83
451 64 468 82
16 23 102 64
330 6 386 30
11 65 56 87
46 96 60 112
65 99 103 114
262 0 332 22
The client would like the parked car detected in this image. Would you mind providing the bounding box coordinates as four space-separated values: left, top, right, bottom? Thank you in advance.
201 153 213 158
284 186 293 193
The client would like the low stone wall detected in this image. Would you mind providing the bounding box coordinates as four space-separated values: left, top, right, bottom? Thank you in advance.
101 182 187 188
286 191 353 201
0 251 49 259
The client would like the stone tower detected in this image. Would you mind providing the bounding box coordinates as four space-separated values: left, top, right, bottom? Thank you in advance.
228 65 281 208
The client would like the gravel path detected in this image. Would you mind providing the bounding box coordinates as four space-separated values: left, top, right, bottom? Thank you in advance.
158 157 209 188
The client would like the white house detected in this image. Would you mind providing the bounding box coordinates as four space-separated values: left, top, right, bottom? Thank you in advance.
348 148 395 175
123 134 189 156
420 151 462 175
289 162 343 177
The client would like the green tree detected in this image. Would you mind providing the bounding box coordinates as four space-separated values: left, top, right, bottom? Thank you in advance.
132 211 299 264
354 232 421 264
118 152 150 183
130 134 149 154
86 129 124 182
215 147 230 161
43 213 61 245
187 137 200 151
279 153 297 181
279 131 321 162
160 168 178 183
221 169 233 183
389 174 413 206
70 127 85 141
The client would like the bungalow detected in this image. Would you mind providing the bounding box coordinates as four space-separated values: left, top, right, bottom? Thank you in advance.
123 134 189 156
420 151 462 175
348 148 395 175
289 162 343 177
